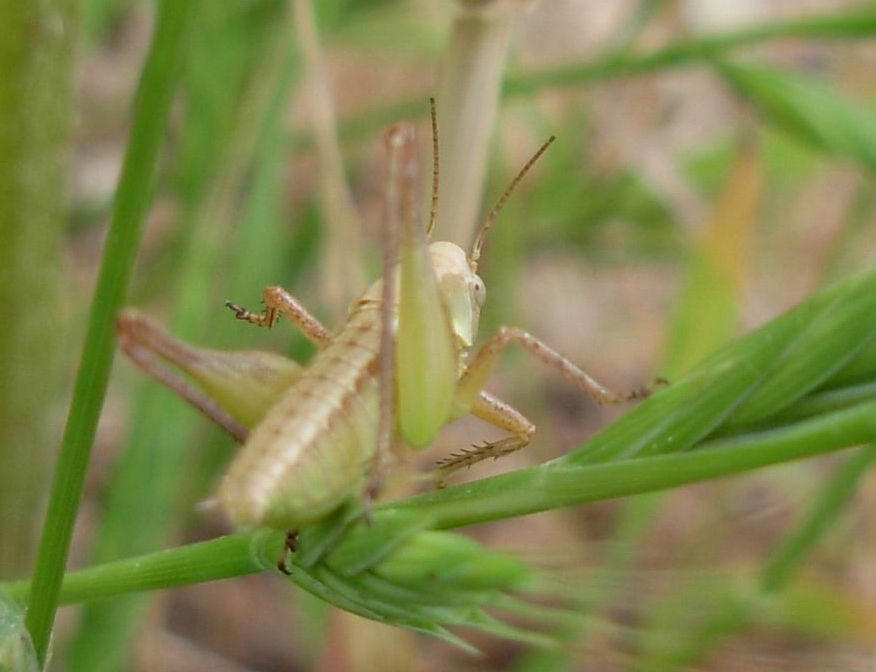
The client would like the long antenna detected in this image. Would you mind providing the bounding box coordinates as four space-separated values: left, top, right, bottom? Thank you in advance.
469 135 555 272
425 97 439 238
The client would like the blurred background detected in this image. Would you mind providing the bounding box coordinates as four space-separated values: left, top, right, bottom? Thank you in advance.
3 0 876 669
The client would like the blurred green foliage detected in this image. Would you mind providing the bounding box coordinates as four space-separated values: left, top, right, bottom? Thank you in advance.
3 1 876 669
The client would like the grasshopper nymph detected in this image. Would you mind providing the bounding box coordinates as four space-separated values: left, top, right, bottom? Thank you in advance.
117 104 657 533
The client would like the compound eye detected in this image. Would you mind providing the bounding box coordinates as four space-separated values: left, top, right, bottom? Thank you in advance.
472 275 486 306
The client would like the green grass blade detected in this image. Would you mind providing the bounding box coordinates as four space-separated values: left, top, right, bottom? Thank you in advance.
4 404 874 646
717 59 876 176
662 147 760 377
393 398 876 529
566 266 876 464
67 11 294 671
24 0 192 663
510 9 876 95
10 262 876 614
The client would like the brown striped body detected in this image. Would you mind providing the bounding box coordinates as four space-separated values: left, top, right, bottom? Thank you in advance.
217 300 382 529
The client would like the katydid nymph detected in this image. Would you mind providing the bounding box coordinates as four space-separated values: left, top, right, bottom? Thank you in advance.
117 109 657 534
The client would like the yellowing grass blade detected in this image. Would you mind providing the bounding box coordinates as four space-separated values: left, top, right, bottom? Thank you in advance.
663 144 761 377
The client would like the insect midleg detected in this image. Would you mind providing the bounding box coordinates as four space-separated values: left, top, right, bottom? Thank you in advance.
436 390 535 482
227 285 332 348
454 326 656 415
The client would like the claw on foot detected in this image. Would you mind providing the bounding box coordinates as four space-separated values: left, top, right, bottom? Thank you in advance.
276 530 299 575
225 300 275 328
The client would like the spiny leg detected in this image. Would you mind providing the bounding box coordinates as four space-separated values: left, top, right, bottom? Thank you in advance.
440 326 664 481
436 390 534 485
227 285 332 348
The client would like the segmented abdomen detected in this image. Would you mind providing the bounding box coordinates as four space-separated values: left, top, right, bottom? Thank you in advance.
218 305 381 530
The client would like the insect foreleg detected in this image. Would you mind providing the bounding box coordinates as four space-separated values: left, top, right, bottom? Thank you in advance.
227 285 332 348
436 390 534 484
454 326 657 415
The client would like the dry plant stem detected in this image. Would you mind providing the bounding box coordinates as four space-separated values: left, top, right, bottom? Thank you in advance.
291 0 365 316
435 0 526 245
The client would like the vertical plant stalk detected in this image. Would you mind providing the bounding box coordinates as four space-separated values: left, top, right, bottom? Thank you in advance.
435 0 527 245
0 0 78 577
291 0 365 317
24 0 192 664
66 19 295 672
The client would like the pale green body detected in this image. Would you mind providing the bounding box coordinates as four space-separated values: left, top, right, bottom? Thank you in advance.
117 124 591 533
217 240 484 530
217 300 382 529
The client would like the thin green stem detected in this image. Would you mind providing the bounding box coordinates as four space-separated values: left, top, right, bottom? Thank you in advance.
24 0 192 663
294 8 876 150
392 400 876 530
4 396 874 608
504 9 876 96
7 532 281 605
8 256 876 615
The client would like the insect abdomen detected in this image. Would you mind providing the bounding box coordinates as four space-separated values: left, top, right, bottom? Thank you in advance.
217 306 381 530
